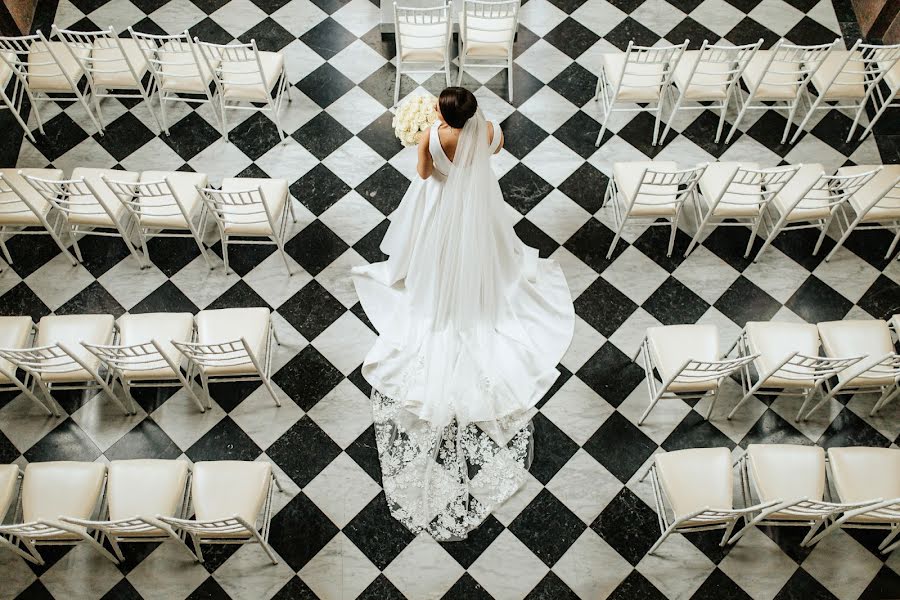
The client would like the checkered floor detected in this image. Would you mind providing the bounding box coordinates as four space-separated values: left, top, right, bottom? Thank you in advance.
1 0 900 598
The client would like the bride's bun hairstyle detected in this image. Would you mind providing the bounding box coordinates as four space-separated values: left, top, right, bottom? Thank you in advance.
439 87 478 129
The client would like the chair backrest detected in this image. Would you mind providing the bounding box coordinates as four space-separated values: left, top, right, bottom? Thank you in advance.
0 172 44 222
615 41 686 96
710 165 800 212
680 39 761 97
630 164 706 210
194 39 266 96
666 354 757 389
102 176 191 226
23 173 118 222
53 26 147 88
129 29 198 89
82 339 179 379
822 40 900 98
753 39 837 93
394 3 451 62
171 338 257 372
764 353 864 385
199 185 279 233
0 35 33 87
461 0 518 50
0 31 77 89
788 167 883 214
0 343 83 379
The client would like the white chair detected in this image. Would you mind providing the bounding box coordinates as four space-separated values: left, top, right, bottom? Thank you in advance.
790 40 900 144
130 29 221 137
660 40 761 145
602 162 705 259
0 45 40 141
457 0 518 102
685 163 800 258
158 461 283 565
725 40 836 144
0 314 127 416
641 447 777 554
0 168 77 267
171 308 281 409
811 447 900 552
53 26 161 132
393 3 452 106
634 324 757 425
62 459 194 562
803 320 900 419
826 165 900 262
0 316 55 415
0 461 118 564
199 178 295 275
858 55 900 140
0 464 20 521
725 322 863 421
103 171 211 269
195 39 290 141
753 164 881 262
82 312 206 413
0 32 102 134
594 41 686 147
730 444 878 546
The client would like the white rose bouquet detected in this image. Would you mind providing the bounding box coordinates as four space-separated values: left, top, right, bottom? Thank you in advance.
392 93 438 147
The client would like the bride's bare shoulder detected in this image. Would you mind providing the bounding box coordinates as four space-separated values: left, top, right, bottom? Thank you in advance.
486 121 494 144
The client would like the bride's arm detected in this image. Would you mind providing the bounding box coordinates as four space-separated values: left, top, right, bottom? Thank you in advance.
417 132 434 180
487 122 504 154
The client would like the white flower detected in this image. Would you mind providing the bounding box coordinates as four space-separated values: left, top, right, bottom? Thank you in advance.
394 93 438 146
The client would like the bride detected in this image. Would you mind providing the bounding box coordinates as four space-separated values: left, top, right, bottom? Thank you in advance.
352 87 575 540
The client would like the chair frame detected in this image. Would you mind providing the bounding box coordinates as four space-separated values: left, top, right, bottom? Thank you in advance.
0 320 57 416
171 317 282 410
22 172 146 268
602 164 706 259
52 25 162 133
594 41 686 147
393 2 452 106
753 167 882 263
0 47 39 142
660 39 762 145
158 468 284 565
685 164 800 258
824 172 900 262
633 333 757 425
802 352 900 419
195 38 291 142
725 40 836 144
0 31 103 135
457 0 519 102
130 29 223 137
102 174 211 270
724 326 864 422
857 57 900 141
0 172 79 269
789 40 900 144
198 183 296 276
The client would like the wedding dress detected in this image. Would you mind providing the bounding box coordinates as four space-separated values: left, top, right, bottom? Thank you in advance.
351 110 575 540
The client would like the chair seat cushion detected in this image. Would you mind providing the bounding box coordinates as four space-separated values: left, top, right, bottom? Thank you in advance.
827 447 900 520
159 41 218 93
399 20 448 62
37 314 115 382
656 447 733 523
196 307 270 376
613 161 679 217
747 444 825 511
647 324 719 392
771 163 831 221
741 51 800 100
745 321 820 388
219 178 288 236
0 464 19 521
222 51 284 102
0 316 33 384
192 461 270 536
882 58 900 93
28 41 89 92
107 459 189 534
91 38 151 88
600 52 666 102
0 168 62 226
117 312 194 380
811 51 865 100
68 168 140 227
22 461 106 538
837 165 900 222
0 51 13 89
697 162 762 218
818 320 896 386
137 171 208 229
672 50 731 100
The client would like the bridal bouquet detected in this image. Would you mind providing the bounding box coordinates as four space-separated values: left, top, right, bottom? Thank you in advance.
393 93 438 146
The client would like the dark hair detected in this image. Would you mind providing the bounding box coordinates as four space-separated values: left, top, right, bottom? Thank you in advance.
438 87 478 129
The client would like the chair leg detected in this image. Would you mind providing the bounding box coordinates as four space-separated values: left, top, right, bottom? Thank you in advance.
878 526 900 551
753 214 788 262
606 222 624 260
199 371 213 411
744 217 762 258
507 56 513 103
782 99 801 144
705 385 721 420
789 95 823 144
725 92 751 144
659 92 684 146
666 213 679 257
812 213 835 255
393 62 401 106
647 524 676 555
884 227 900 259
824 215 862 262
638 387 666 425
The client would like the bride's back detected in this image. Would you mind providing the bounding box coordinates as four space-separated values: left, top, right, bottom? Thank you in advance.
436 122 497 163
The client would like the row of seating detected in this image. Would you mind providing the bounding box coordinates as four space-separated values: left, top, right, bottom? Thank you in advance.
0 459 282 565
644 445 899 555
0 167 296 275
595 38 900 147
0 26 290 141
635 317 900 425
0 308 280 417
604 162 900 263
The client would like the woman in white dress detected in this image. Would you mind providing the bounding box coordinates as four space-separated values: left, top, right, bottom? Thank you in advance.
352 87 575 540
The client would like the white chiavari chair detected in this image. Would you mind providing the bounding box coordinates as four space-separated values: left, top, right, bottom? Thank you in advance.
393 2 452 106
826 165 900 261
458 0 518 101
0 45 39 141
0 317 54 415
